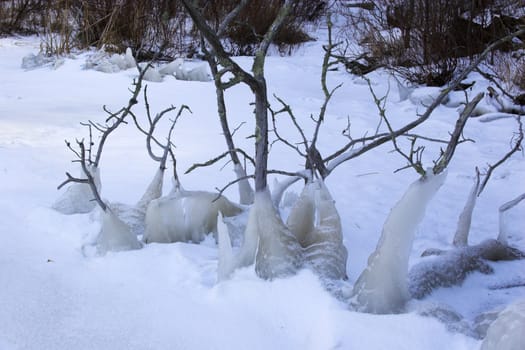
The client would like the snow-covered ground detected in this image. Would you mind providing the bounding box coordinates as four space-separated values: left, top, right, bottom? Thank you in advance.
0 33 523 349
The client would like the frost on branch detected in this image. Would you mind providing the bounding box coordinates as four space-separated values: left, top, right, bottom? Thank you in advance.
287 181 348 281
143 190 242 244
52 164 101 215
96 209 142 254
481 298 525 350
254 190 303 280
351 171 447 314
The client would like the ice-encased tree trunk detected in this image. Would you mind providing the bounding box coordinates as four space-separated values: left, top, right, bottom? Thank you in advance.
143 190 242 244
136 167 164 212
217 197 260 281
498 193 525 244
452 175 480 247
351 171 447 314
287 181 348 280
110 167 165 236
217 190 303 280
254 190 303 279
52 165 101 215
96 209 142 254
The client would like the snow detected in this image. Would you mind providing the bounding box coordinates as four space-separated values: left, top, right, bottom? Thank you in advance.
0 34 524 349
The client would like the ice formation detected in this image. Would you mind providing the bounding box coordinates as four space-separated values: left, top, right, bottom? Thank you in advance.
96 209 142 254
253 190 303 280
143 190 242 243
452 176 479 247
351 171 447 314
84 47 136 73
234 163 254 205
287 181 348 280
217 212 235 281
21 53 64 70
217 200 260 280
52 165 101 215
481 299 525 350
139 62 163 82
158 58 184 76
136 168 164 213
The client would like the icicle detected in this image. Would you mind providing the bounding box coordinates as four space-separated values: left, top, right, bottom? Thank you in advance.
453 175 480 247
96 209 142 254
351 171 447 314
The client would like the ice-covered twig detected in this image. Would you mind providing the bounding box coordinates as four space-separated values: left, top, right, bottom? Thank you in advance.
498 193 525 244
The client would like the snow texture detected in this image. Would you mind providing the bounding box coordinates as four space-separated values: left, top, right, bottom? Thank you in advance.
481 298 525 350
351 171 447 314
52 165 101 215
287 181 348 280
143 190 242 244
96 209 142 254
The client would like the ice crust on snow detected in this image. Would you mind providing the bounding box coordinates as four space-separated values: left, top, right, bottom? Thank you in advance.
351 171 447 314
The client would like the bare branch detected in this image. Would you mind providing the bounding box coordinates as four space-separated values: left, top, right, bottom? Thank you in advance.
432 92 484 174
325 28 525 174
185 148 255 175
217 0 251 37
478 116 524 195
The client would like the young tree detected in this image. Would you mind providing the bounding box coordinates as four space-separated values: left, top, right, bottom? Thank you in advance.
181 0 304 279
